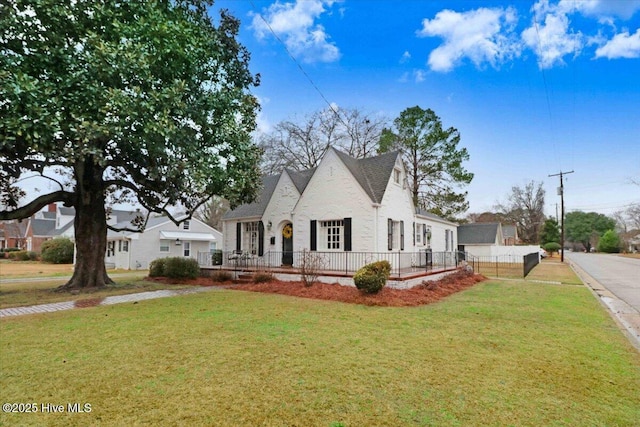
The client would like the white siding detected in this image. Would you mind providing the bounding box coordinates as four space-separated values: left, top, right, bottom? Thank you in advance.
293 149 375 252
263 171 301 254
108 218 221 269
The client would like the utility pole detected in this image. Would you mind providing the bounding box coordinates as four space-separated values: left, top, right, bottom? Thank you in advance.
549 170 574 262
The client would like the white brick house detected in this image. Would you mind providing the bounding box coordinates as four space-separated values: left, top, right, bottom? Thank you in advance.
222 147 458 271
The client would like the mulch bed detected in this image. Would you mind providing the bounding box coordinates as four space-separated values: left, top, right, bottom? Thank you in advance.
147 270 487 307
235 270 486 306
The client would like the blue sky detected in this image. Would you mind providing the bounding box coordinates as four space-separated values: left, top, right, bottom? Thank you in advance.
213 0 640 219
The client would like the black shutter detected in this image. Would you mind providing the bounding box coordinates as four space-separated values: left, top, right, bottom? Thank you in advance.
400 221 405 251
413 222 416 246
258 221 264 256
310 220 317 251
344 218 352 251
236 222 241 252
388 219 393 251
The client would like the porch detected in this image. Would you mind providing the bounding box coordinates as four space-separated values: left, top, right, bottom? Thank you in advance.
198 250 471 284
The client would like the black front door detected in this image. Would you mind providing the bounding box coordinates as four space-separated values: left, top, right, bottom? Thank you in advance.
282 223 293 266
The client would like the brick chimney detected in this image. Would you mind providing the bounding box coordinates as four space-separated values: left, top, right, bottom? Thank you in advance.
48 203 57 213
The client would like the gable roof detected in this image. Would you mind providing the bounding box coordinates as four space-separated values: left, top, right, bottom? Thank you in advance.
286 167 316 194
223 148 401 220
458 223 500 245
30 218 56 236
333 149 399 204
222 174 280 220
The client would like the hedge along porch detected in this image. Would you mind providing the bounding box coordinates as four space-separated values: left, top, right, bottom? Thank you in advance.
221 147 459 276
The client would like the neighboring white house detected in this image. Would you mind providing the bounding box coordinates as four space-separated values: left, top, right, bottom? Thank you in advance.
458 222 541 259
40 204 221 269
106 216 222 270
222 147 458 272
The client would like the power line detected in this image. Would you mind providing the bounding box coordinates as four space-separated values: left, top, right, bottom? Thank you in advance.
248 1 349 130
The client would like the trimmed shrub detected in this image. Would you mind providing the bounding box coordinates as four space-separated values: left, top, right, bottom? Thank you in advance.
40 238 74 264
543 242 561 256
11 250 37 261
163 257 200 279
149 258 167 277
253 272 274 283
354 260 391 294
210 271 234 282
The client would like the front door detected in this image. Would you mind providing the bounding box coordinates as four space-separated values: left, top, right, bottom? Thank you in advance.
282 223 293 266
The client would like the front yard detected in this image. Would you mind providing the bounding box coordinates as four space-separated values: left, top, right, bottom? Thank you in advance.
1 264 639 426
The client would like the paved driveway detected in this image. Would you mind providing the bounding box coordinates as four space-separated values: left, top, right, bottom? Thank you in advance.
566 252 640 311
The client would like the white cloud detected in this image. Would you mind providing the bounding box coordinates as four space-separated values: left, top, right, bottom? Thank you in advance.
413 69 426 83
595 28 640 58
560 0 640 20
522 1 583 69
250 0 341 63
417 7 521 72
400 51 411 63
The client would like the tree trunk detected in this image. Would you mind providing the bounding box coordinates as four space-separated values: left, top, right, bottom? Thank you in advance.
58 156 113 290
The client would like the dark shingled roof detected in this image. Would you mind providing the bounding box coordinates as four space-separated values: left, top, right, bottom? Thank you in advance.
224 148 400 220
458 223 500 244
286 167 316 194
223 174 280 220
333 149 399 204
30 218 56 236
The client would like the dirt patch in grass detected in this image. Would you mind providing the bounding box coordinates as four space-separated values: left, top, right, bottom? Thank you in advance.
146 271 486 306
74 297 105 308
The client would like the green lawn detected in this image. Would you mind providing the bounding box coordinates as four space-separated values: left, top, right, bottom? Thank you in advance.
525 258 584 285
1 280 639 426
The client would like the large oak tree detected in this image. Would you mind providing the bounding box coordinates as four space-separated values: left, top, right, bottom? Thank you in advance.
379 106 473 220
1 0 261 289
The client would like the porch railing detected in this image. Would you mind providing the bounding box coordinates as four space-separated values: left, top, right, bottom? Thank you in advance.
198 250 469 278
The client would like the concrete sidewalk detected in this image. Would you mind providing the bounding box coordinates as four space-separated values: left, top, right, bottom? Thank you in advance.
568 260 640 352
0 286 220 318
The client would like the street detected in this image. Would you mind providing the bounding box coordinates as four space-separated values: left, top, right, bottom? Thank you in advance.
566 251 640 350
566 252 640 311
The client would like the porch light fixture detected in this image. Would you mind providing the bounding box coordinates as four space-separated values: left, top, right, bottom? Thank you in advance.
426 228 432 242
175 238 182 246
267 221 272 231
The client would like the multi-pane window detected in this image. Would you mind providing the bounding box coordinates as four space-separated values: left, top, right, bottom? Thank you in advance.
183 241 191 257
160 242 170 252
243 222 259 254
183 220 190 230
321 220 344 250
416 224 422 244
122 240 129 252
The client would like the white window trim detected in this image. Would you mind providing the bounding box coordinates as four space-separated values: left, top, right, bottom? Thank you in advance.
320 220 344 251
